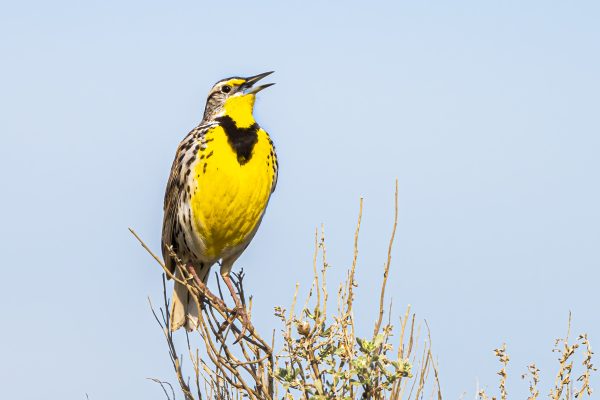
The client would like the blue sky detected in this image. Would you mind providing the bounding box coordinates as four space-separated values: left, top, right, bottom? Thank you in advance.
1 1 598 398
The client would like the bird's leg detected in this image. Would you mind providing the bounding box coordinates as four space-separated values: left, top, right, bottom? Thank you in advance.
186 264 226 310
222 273 252 340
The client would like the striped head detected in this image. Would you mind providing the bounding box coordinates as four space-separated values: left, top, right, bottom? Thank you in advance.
202 71 275 127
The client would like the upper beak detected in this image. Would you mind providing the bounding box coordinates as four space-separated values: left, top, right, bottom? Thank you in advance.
242 71 275 94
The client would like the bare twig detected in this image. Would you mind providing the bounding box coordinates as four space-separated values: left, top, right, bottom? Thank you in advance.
374 179 399 338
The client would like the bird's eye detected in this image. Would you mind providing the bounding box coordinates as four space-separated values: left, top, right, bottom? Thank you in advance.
221 85 232 93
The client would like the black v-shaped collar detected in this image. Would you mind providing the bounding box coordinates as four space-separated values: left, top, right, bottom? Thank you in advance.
214 115 259 165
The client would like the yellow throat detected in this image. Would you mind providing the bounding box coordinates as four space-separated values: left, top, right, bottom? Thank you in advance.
222 93 256 128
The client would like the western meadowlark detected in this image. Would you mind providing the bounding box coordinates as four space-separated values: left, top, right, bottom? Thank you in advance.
162 71 278 331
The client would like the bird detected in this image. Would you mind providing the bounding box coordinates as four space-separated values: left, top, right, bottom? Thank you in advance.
161 71 278 331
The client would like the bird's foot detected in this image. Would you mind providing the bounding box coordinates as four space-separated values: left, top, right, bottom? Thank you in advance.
216 304 251 342
200 292 227 311
220 272 253 343
186 264 227 310
231 306 252 343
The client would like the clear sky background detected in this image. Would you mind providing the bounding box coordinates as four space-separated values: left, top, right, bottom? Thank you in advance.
1 1 598 399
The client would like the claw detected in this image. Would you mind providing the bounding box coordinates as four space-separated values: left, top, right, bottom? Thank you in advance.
222 273 253 343
186 264 226 309
184 264 254 341
232 306 251 344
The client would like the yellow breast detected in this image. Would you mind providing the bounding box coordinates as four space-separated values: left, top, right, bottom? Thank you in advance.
189 125 275 259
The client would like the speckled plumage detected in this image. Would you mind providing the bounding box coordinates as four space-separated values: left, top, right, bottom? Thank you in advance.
161 73 278 331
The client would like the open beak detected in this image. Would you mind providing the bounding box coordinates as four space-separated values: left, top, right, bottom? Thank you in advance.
242 71 275 94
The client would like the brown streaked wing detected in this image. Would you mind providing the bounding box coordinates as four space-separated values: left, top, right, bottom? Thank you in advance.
161 123 212 276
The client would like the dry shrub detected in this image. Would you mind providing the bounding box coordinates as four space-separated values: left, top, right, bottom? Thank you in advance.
478 314 596 400
131 181 440 399
131 181 594 399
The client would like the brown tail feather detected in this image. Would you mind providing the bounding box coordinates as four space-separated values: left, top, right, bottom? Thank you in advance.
170 264 211 331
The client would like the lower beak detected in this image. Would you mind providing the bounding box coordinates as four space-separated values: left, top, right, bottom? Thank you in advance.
246 82 275 94
242 71 275 94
